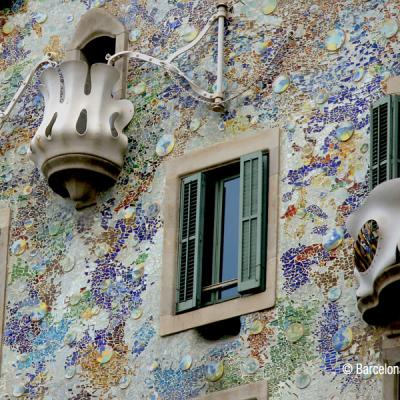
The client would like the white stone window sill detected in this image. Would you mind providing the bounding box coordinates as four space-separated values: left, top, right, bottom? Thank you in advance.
195 381 268 400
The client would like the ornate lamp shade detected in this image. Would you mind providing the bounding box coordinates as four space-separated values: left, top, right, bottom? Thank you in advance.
29 60 134 209
346 178 400 325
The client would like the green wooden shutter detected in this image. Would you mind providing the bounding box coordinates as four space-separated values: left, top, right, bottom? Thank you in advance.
176 173 205 313
392 95 400 180
370 95 400 190
238 151 268 294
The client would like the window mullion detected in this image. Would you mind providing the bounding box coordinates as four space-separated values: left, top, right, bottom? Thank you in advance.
212 179 223 303
202 278 238 292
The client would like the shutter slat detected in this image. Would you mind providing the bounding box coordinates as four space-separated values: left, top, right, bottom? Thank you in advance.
238 151 268 294
176 173 205 313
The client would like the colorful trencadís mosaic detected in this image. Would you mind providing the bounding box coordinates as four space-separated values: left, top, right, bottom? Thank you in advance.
0 0 397 398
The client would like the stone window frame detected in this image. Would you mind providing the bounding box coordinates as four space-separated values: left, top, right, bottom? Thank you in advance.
363 76 400 400
159 129 280 336
385 76 400 95
382 332 400 400
195 381 268 400
0 208 10 374
65 8 128 99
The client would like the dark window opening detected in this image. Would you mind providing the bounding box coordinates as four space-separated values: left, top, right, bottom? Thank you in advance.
81 36 116 66
0 0 14 11
197 316 241 341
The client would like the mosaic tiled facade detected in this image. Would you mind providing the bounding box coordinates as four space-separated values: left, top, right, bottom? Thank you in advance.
0 0 398 398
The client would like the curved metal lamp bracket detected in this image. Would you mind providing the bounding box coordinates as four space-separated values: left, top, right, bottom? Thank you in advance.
0 1 231 123
107 1 229 112
106 50 215 101
0 54 58 128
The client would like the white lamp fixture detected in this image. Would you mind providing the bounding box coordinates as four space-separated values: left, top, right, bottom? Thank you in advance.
29 61 134 209
346 178 400 325
0 2 232 209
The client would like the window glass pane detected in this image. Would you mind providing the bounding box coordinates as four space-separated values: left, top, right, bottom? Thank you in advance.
201 176 216 305
220 286 237 300
220 176 240 300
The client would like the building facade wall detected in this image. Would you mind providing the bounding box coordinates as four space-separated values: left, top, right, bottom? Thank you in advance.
0 0 397 398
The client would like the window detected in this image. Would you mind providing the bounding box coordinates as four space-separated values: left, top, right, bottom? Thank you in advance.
369 95 400 190
81 36 116 67
177 151 268 313
0 208 10 374
65 8 128 99
160 129 279 336
0 0 14 11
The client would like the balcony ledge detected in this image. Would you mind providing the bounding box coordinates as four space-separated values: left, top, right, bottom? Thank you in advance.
347 178 400 326
358 262 400 326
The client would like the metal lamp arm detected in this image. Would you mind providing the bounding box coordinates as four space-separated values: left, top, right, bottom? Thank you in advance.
107 50 216 102
107 1 228 111
1 2 229 123
165 12 219 63
0 54 58 127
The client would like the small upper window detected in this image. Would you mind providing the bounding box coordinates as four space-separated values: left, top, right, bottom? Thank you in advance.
0 0 14 12
66 8 128 98
176 151 268 313
81 36 116 66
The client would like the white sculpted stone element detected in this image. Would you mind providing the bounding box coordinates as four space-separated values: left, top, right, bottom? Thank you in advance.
346 178 400 299
29 60 134 209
